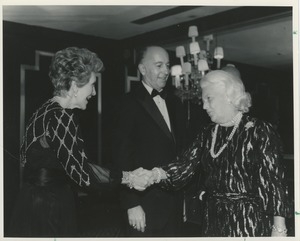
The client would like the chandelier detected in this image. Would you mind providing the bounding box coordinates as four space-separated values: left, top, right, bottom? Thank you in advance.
171 25 224 106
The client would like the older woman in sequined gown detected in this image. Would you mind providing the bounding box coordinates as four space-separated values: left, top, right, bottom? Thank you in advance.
146 69 291 237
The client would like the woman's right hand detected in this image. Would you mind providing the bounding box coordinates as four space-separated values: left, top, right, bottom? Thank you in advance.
132 167 167 190
122 167 167 191
122 168 153 191
131 168 153 190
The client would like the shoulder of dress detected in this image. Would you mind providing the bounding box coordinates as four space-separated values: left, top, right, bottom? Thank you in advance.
247 116 273 129
41 101 76 124
30 100 58 119
39 99 62 112
244 116 278 139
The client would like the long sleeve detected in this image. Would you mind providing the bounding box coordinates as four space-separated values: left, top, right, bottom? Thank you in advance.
254 120 291 217
15 100 121 192
45 107 120 189
161 127 207 190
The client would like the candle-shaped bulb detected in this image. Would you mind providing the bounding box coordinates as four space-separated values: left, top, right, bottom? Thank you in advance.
199 50 207 60
203 34 213 51
214 46 224 59
190 42 200 66
214 47 224 69
176 46 186 58
174 76 181 88
198 59 209 76
197 59 209 72
182 62 192 74
176 46 186 66
171 65 182 88
182 62 192 87
189 42 200 54
188 26 198 39
171 65 182 76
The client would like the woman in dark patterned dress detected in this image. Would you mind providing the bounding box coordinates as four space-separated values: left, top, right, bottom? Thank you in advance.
148 69 291 237
9 47 147 237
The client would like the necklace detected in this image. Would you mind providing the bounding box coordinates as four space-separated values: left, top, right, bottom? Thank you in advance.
210 112 243 158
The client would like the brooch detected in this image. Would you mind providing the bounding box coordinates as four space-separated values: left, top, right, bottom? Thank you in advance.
245 121 254 130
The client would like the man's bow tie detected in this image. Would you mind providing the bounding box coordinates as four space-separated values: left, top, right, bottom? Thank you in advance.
151 89 167 99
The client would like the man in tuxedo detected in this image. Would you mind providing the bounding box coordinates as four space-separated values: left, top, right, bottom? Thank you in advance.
111 46 186 236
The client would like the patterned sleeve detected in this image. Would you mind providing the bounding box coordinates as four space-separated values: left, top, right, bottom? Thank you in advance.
46 108 119 188
160 128 206 190
254 120 291 217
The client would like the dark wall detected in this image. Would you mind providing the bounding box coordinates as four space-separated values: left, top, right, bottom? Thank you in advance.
232 61 294 154
3 21 126 234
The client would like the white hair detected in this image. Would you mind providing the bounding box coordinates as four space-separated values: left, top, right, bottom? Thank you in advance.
200 70 252 113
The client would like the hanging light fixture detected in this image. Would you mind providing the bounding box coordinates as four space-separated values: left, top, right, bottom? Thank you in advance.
171 65 182 88
171 25 225 106
214 46 224 69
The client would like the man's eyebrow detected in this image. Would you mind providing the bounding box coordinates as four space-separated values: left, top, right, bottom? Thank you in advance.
154 61 170 65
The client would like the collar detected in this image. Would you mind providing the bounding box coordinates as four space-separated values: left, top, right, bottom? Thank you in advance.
142 80 164 96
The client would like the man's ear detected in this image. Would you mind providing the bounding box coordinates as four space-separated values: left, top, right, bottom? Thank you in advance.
138 63 146 76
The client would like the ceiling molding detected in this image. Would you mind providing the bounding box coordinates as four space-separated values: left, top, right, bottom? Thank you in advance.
123 6 292 48
3 6 293 71
131 6 203 24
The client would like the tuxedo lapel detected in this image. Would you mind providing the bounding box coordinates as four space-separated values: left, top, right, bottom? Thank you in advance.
165 96 177 143
134 83 174 143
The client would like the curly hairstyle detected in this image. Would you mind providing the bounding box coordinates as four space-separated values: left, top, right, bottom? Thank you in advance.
200 70 252 113
49 47 104 96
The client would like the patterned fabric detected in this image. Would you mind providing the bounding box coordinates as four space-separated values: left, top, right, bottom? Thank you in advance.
162 115 291 237
20 99 112 188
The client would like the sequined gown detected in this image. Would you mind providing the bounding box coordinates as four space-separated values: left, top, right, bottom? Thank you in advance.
9 99 119 237
162 115 290 237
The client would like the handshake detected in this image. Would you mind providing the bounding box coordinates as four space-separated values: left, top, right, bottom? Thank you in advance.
122 167 166 191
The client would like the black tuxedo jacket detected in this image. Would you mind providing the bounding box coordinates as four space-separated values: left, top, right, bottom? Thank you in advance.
111 82 187 230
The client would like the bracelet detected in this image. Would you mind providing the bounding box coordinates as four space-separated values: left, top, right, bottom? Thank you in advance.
152 167 161 183
122 171 134 189
271 224 287 234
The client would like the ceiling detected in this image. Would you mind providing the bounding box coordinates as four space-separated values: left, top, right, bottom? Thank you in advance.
2 5 295 71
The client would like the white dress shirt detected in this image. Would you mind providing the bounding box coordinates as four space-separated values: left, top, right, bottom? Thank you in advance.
142 81 171 131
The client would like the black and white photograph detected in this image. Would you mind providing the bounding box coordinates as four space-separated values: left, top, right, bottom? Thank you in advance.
1 1 299 240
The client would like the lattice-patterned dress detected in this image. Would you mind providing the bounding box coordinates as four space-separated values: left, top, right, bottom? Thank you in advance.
162 115 291 237
9 99 118 237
